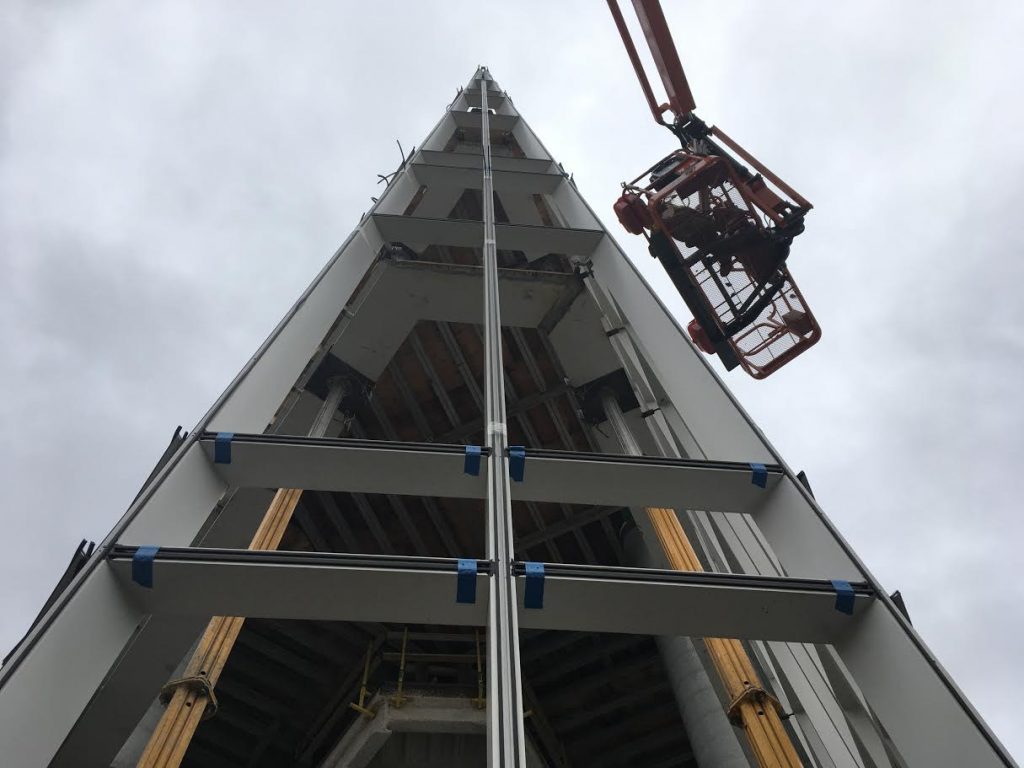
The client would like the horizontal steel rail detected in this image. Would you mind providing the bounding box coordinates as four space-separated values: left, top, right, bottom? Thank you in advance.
414 149 556 175
108 546 490 627
514 562 872 642
198 432 782 514
107 547 869 644
198 432 490 500
371 213 604 258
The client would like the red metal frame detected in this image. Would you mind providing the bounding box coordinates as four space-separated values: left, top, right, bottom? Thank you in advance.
607 0 820 379
615 150 820 379
606 0 696 122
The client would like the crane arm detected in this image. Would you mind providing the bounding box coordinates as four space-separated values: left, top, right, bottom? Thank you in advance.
607 0 696 124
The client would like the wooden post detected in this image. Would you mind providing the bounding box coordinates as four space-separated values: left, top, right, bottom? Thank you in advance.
648 506 804 767
137 380 349 767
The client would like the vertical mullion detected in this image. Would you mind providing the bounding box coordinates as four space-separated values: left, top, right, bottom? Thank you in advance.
480 70 528 768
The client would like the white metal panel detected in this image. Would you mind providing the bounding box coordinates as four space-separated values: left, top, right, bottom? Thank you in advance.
509 118 550 161
329 261 576 379
51 613 207 768
119 442 227 545
412 163 562 195
514 571 869 642
201 435 488 500
547 291 623 388
414 150 556 175
462 89 507 110
199 433 781 514
0 566 166 767
451 109 519 133
753 476 860 580
371 214 604 260
109 557 489 627
835 601 1007 768
589 239 773 461
103 550 868 645
510 452 783 512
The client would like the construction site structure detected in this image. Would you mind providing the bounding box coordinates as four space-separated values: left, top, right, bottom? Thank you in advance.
0 67 1016 768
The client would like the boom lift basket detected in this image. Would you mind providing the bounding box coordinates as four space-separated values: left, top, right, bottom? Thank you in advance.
615 149 821 379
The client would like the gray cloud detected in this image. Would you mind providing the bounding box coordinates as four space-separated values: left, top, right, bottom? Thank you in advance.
1 0 1021 760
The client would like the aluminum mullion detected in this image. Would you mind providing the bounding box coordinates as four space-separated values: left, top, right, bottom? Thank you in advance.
480 74 528 768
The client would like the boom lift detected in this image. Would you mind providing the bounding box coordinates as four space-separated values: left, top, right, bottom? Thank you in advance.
608 0 820 379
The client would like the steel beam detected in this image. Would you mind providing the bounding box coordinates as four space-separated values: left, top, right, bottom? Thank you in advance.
462 88 507 109
413 162 563 195
452 109 519 132
371 213 604 258
105 548 872 645
107 547 489 627
514 563 873 643
415 149 556 175
198 433 488 500
834 601 1011 767
197 432 784 516
507 448 783 512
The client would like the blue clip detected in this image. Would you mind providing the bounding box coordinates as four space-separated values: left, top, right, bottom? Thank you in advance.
214 432 234 464
524 562 545 609
464 445 482 476
509 446 526 482
457 559 478 604
831 579 855 615
750 462 767 488
132 546 159 588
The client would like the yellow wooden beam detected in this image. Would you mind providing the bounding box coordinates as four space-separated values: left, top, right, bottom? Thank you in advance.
136 487 304 768
647 506 803 768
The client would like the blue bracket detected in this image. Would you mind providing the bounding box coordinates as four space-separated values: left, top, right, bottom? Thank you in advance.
457 559 478 604
524 562 545 609
464 445 482 476
749 462 767 488
831 579 855 615
509 446 526 482
214 432 234 464
132 546 159 588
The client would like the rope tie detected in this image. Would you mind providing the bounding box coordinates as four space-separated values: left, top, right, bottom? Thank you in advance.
159 674 219 721
727 684 783 727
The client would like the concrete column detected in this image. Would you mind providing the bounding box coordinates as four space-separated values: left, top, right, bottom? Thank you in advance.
622 523 751 768
599 389 749 768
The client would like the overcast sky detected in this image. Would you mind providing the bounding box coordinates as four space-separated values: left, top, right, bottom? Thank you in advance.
2 0 1022 762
